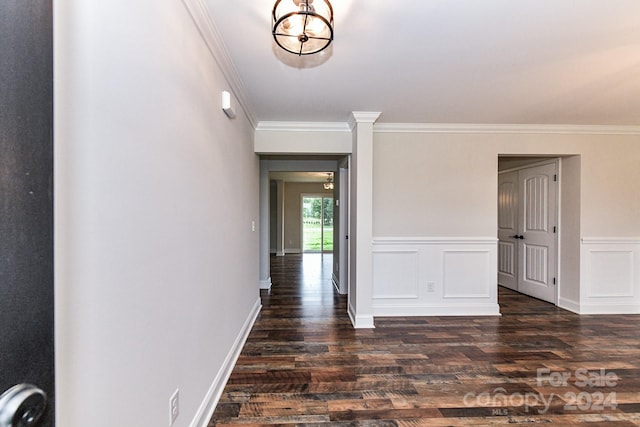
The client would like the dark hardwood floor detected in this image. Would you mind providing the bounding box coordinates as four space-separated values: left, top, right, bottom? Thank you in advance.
209 253 640 426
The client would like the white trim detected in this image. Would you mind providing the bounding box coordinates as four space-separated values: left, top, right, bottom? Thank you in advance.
373 303 500 317
577 303 640 315
190 297 261 427
373 237 497 245
350 111 382 125
581 237 640 245
347 303 375 328
353 314 375 329
558 297 580 314
181 0 256 127
332 273 341 294
256 121 351 132
348 303 356 326
259 278 272 290
374 123 640 135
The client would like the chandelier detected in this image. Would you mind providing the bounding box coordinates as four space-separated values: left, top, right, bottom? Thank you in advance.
272 0 334 56
323 173 334 190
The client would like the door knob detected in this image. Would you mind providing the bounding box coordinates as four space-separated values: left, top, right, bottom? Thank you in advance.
510 235 525 240
0 384 47 427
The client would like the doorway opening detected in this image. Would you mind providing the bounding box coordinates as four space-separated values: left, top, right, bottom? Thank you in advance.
302 195 334 253
498 159 558 304
261 157 350 297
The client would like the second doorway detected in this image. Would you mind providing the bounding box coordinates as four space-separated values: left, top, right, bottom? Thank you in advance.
302 195 334 253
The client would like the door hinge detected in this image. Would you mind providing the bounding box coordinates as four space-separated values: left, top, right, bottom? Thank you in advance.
553 226 557 233
553 174 558 182
553 277 556 285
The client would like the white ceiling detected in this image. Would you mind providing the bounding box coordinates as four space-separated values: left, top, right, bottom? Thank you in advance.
203 1 640 126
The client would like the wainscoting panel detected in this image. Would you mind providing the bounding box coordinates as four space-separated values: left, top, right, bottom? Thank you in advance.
372 238 500 317
373 251 419 299
580 238 640 314
443 250 493 298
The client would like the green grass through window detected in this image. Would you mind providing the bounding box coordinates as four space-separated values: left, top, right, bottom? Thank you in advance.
303 224 333 252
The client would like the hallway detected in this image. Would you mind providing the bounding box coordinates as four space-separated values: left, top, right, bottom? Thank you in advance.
210 254 640 426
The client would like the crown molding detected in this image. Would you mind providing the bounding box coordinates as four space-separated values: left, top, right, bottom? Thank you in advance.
181 0 256 128
256 121 351 132
374 123 640 135
350 112 382 124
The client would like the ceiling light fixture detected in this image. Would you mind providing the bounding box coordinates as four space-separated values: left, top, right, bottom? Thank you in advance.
272 0 334 56
323 173 334 190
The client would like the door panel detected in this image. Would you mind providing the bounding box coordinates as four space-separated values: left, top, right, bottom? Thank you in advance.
518 163 557 303
497 172 518 290
0 1 54 426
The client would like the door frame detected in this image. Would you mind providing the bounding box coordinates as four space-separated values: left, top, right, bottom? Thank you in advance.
498 157 561 305
259 159 345 291
336 164 349 294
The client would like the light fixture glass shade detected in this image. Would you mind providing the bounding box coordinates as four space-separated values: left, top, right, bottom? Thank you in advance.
272 0 334 55
323 172 334 190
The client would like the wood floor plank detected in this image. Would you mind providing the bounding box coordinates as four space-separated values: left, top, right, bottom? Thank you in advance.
209 254 640 426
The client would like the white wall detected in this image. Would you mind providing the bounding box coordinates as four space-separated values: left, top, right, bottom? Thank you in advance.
256 122 640 319
373 129 640 237
255 123 352 155
54 1 260 426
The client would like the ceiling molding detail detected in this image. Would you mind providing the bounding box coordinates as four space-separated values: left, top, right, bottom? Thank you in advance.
374 123 640 135
256 121 352 132
181 0 256 127
351 111 382 124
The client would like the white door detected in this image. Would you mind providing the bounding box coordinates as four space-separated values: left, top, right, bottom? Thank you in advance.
497 171 519 291
517 163 558 303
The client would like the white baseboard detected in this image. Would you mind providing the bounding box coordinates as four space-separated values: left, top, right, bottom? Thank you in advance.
190 297 261 427
347 303 375 329
332 274 339 293
576 303 640 315
259 277 272 290
373 303 501 317
332 273 347 295
558 297 580 314
348 310 375 329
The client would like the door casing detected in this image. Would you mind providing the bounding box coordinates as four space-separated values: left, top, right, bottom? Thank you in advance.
498 159 559 304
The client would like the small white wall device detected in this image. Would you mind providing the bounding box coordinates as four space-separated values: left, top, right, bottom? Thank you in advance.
221 91 236 119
